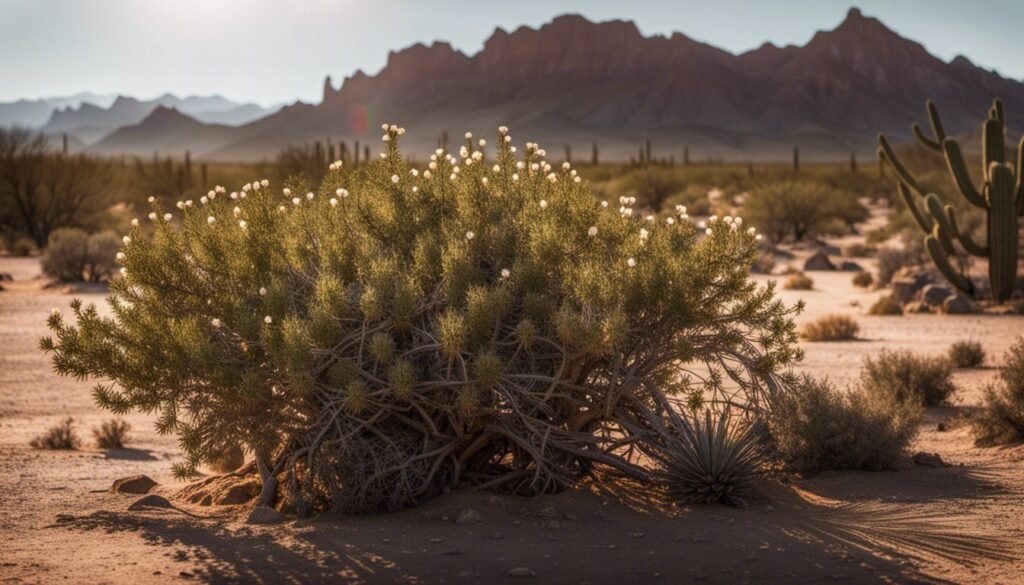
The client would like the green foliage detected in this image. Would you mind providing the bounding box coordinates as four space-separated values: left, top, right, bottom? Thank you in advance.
948 340 985 369
92 418 130 449
742 181 867 243
783 272 813 291
801 314 859 341
42 125 800 513
41 228 120 283
972 337 1024 445
852 271 874 288
868 295 902 316
861 349 956 407
30 417 80 450
657 409 762 507
769 375 920 473
879 99 1023 303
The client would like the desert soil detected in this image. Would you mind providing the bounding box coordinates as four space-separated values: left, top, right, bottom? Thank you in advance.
2 245 1023 584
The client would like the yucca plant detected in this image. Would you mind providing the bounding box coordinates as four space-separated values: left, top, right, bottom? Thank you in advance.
656 409 763 508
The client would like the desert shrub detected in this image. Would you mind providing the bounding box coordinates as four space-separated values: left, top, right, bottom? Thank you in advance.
861 350 955 406
843 243 876 258
92 418 130 449
743 181 867 243
876 236 926 286
972 337 1024 445
623 166 684 211
948 340 985 369
653 408 762 508
42 125 800 515
801 314 859 341
783 272 814 290
30 417 80 450
852 271 873 288
868 295 902 315
42 228 120 282
865 227 891 245
769 375 920 472
8 236 36 256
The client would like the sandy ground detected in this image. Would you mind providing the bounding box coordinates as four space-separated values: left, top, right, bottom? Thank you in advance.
2 247 1023 585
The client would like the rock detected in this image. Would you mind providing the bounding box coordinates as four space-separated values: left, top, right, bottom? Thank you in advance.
111 474 157 494
0 272 12 282
838 261 863 272
912 452 946 468
246 505 286 524
455 508 482 525
538 506 560 519
803 250 835 271
890 278 917 304
128 494 172 511
942 295 977 314
903 301 932 314
921 284 952 306
507 567 536 578
546 520 560 530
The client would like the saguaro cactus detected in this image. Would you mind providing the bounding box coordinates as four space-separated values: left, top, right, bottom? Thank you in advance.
878 99 1024 303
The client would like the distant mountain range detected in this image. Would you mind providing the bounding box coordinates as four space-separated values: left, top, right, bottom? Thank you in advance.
8 8 1024 162
0 93 280 147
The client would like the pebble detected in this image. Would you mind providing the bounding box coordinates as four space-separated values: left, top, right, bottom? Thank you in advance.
455 508 482 525
538 506 559 518
507 567 536 578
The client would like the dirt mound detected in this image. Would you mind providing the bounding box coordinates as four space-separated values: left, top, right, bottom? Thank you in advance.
176 464 260 507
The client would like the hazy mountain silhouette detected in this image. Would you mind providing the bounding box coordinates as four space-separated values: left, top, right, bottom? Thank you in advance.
89 8 1024 162
0 92 117 128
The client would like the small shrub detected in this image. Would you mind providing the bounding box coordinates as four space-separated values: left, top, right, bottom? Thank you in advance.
861 350 956 406
852 271 873 288
843 243 876 258
9 236 36 256
876 237 926 286
801 314 859 341
783 272 814 290
948 340 985 369
92 418 130 449
30 417 80 450
659 409 762 507
42 228 120 283
769 375 920 473
865 227 891 245
868 295 902 315
972 337 1024 446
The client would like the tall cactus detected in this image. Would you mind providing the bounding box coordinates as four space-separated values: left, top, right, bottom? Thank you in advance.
878 98 1023 303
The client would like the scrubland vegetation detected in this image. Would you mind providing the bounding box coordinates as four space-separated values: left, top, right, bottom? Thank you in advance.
800 314 860 341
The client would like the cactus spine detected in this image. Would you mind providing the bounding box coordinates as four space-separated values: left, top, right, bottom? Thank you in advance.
878 98 1023 303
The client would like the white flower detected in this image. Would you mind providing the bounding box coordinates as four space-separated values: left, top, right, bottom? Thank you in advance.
122 236 131 245
645 215 655 222
666 217 675 225
747 227 756 235
539 200 548 210
756 234 763 241
120 267 127 276
242 183 252 192
148 212 157 221
498 125 508 134
588 226 598 237
200 196 209 205
504 135 512 143
601 200 608 208
230 192 239 200
500 268 510 279
176 201 185 210
260 179 269 187
131 218 139 227
573 176 581 183
530 162 539 171
382 134 390 142
705 228 713 235
329 198 338 207
259 287 267 296
412 186 419 192
465 131 473 140
381 123 389 131
208 190 216 198
492 164 500 173
478 139 486 147
627 257 637 268
512 173 519 181
252 182 260 191
211 318 222 328
292 197 301 205
264 315 273 324
115 252 125 261
207 216 216 225
481 177 488 186
547 173 557 182
698 221 707 229
465 231 475 240
336 188 349 198
423 170 431 179
391 174 399 184
562 162 571 170
283 188 292 196
306 191 314 200
185 200 193 207
709 215 718 223
238 220 248 230
163 213 172 221
410 168 419 177
639 228 649 242
147 196 155 203
233 206 241 217
734 217 743 226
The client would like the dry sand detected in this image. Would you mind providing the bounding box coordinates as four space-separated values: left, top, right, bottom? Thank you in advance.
1 252 1023 585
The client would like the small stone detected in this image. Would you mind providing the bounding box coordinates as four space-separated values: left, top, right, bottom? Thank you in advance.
629 532 645 538
565 513 579 521
111 475 157 494
764 505 775 512
607 544 618 550
246 505 286 524
128 494 172 511
179 571 194 579
921 284 952 306
429 537 443 543
803 250 835 271
507 567 536 578
442 549 460 556
546 520 560 530
455 508 482 525
538 506 559 518
512 519 523 526
942 294 977 314
912 451 946 468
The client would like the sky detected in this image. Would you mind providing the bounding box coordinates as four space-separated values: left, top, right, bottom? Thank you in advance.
2 0 1021 106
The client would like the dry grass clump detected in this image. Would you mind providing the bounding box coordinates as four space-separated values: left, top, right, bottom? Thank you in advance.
783 272 814 290
868 295 902 315
92 418 130 449
948 340 985 369
861 350 956 406
852 271 873 288
30 417 80 450
801 314 859 341
843 243 876 258
769 376 920 472
972 337 1024 446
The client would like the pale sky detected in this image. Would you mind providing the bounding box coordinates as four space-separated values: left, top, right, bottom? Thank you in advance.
1 0 1021 106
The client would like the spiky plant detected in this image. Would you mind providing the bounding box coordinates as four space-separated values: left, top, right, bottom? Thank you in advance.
657 409 763 508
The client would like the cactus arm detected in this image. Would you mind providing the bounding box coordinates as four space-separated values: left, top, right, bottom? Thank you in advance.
925 235 974 296
983 118 1005 167
912 100 946 151
923 194 957 256
941 139 989 208
990 99 1005 125
878 136 930 198
1016 135 1024 216
942 204 989 257
987 162 1019 303
899 182 935 233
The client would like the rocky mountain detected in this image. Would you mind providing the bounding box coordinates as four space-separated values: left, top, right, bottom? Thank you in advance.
90 8 1024 162
0 92 117 129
